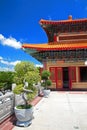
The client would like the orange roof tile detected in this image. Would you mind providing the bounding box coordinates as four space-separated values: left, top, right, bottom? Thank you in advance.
22 42 87 51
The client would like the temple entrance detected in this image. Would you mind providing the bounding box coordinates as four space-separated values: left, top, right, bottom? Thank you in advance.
63 67 69 89
50 66 76 90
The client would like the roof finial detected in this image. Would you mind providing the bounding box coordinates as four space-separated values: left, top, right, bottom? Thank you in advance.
68 15 72 20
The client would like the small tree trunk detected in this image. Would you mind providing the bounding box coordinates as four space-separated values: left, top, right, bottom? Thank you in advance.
22 92 28 107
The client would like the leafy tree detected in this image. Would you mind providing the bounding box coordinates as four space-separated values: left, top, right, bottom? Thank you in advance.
13 61 41 107
13 61 41 85
0 71 14 91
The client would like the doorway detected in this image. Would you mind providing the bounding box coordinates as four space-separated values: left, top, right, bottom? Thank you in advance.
63 67 69 89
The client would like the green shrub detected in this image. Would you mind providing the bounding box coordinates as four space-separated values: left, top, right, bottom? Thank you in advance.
41 70 52 89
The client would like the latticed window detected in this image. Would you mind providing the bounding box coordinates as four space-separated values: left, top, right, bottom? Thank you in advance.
46 51 50 57
67 51 70 58
62 51 66 59
58 51 62 59
70 50 74 58
77 23 84 32
84 49 87 58
54 51 58 58
78 50 82 59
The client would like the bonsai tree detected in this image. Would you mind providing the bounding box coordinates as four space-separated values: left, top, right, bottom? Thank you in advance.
41 70 52 90
13 61 41 126
13 61 41 108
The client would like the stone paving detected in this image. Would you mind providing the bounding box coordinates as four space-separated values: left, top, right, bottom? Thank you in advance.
13 91 87 130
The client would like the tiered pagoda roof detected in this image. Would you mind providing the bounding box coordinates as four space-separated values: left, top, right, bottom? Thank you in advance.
40 16 87 25
22 16 87 61
22 41 87 52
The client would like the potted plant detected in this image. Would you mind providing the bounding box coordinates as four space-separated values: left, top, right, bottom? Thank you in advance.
41 70 52 97
13 61 40 127
13 82 37 127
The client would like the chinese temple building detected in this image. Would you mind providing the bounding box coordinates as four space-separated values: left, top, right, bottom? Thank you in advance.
22 15 87 90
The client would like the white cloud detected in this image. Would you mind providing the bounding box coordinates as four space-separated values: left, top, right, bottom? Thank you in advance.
0 57 21 71
1 60 9 65
0 56 3 60
35 64 43 68
0 34 22 49
0 67 14 72
10 60 21 66
0 59 21 66
0 56 21 66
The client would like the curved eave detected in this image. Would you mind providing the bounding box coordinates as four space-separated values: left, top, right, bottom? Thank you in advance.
40 18 87 25
22 42 87 51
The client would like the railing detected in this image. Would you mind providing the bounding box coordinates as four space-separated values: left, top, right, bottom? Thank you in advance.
0 93 14 123
0 84 42 123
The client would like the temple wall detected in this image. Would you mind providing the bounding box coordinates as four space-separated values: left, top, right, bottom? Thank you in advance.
50 83 56 89
72 82 87 89
43 60 87 90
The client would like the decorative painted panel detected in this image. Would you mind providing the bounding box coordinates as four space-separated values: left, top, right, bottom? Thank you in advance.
49 67 56 82
56 67 63 88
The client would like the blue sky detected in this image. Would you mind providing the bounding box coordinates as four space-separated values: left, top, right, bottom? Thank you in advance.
0 0 87 71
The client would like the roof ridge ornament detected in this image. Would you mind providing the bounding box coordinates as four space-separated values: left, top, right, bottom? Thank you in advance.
68 15 72 20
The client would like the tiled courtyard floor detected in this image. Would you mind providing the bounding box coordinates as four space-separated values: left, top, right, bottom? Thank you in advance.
12 91 87 130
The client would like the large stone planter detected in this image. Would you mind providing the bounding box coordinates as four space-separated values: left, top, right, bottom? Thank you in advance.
14 106 34 127
43 89 51 98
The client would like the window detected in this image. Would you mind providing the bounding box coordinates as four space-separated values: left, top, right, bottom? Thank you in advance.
80 67 87 82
